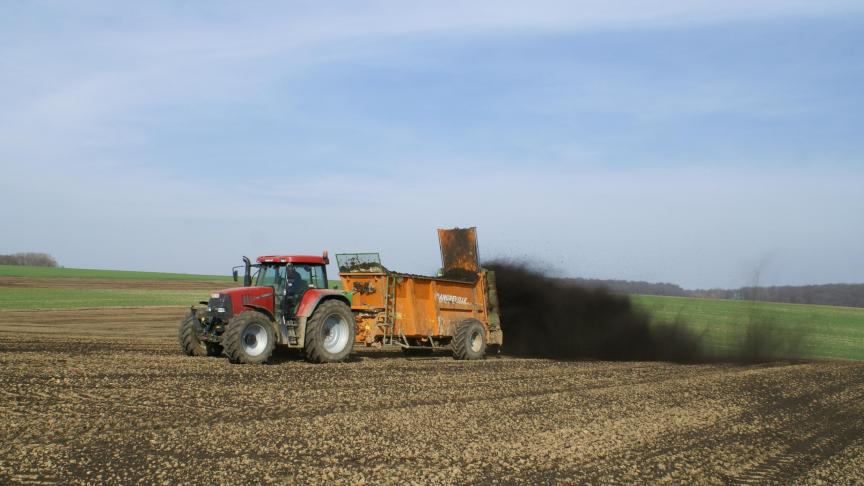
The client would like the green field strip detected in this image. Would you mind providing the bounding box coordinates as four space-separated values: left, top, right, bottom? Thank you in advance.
0 288 210 310
0 265 233 281
633 295 864 361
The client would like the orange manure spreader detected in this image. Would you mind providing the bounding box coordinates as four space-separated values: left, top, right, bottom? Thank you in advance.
338 227 503 359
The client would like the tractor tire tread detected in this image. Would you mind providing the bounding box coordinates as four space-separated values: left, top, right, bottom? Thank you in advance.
452 319 486 360
305 300 354 364
178 313 209 357
223 311 276 364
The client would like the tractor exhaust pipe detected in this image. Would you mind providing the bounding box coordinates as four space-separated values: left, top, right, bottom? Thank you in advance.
242 256 252 287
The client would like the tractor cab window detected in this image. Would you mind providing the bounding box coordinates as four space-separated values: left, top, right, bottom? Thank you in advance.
310 265 326 288
255 265 287 291
285 265 308 296
256 263 326 295
291 264 326 289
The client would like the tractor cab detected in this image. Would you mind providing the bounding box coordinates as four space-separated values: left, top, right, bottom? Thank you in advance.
248 255 329 317
228 253 330 319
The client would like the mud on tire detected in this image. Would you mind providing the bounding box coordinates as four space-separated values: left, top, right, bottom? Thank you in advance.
223 311 276 364
304 300 355 363
452 318 486 360
178 312 222 357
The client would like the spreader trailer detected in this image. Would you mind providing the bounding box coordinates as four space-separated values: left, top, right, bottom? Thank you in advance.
338 227 503 358
178 227 502 364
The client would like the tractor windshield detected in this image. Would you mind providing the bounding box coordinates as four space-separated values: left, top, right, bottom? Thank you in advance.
254 263 327 292
255 264 286 288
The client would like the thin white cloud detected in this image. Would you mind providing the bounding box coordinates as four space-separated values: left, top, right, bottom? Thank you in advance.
1 1 862 286
3 0 862 150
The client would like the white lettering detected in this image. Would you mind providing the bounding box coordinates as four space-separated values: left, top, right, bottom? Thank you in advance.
435 293 469 305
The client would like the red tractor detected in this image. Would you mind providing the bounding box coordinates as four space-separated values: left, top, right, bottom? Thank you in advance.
178 252 355 364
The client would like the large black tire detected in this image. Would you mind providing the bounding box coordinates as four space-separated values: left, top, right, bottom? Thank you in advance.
178 313 222 357
452 319 486 360
223 311 276 364
304 300 355 363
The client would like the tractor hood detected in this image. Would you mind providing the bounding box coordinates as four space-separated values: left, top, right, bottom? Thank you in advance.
209 286 275 319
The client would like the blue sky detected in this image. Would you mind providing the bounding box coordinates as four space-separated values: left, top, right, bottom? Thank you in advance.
1 1 862 288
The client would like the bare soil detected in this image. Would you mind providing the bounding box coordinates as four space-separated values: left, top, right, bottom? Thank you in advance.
0 307 183 339
0 309 862 484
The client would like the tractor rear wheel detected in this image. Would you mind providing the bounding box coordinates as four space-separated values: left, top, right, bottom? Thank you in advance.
452 319 486 360
178 313 222 357
223 311 276 364
304 300 355 363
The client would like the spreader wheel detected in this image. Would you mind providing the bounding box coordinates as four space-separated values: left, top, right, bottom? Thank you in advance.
452 319 486 360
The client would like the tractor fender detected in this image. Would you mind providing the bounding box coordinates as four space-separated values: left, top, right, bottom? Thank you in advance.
295 290 351 318
294 290 352 347
242 304 275 321
240 304 278 338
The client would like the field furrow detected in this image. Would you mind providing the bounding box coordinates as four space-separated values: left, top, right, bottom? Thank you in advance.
0 334 862 484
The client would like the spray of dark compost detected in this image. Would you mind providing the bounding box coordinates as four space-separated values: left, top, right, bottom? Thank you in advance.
485 260 705 362
486 260 811 363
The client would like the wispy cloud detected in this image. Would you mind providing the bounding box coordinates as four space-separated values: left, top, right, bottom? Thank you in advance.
3 1 861 160
1 1 862 287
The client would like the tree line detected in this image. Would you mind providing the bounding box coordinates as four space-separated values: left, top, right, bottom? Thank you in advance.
0 252 58 267
561 278 689 297
690 284 864 308
560 278 864 308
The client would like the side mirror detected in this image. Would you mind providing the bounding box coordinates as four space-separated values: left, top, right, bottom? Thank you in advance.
232 269 239 282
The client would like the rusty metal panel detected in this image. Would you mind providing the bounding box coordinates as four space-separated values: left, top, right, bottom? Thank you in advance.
341 271 492 342
340 227 501 347
438 227 480 281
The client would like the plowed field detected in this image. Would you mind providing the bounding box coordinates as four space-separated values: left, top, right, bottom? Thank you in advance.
1 307 862 484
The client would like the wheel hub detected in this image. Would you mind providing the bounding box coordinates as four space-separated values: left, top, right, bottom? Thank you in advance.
470 330 483 353
241 323 268 356
322 314 350 354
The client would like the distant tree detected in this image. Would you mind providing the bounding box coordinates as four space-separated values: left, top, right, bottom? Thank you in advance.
0 252 58 267
561 278 689 297
569 277 864 308
689 283 864 308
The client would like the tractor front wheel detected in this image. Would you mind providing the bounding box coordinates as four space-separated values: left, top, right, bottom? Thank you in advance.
304 300 355 363
223 311 276 364
178 313 222 357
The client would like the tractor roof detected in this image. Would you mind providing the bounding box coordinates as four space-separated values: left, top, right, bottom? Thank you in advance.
256 255 327 265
